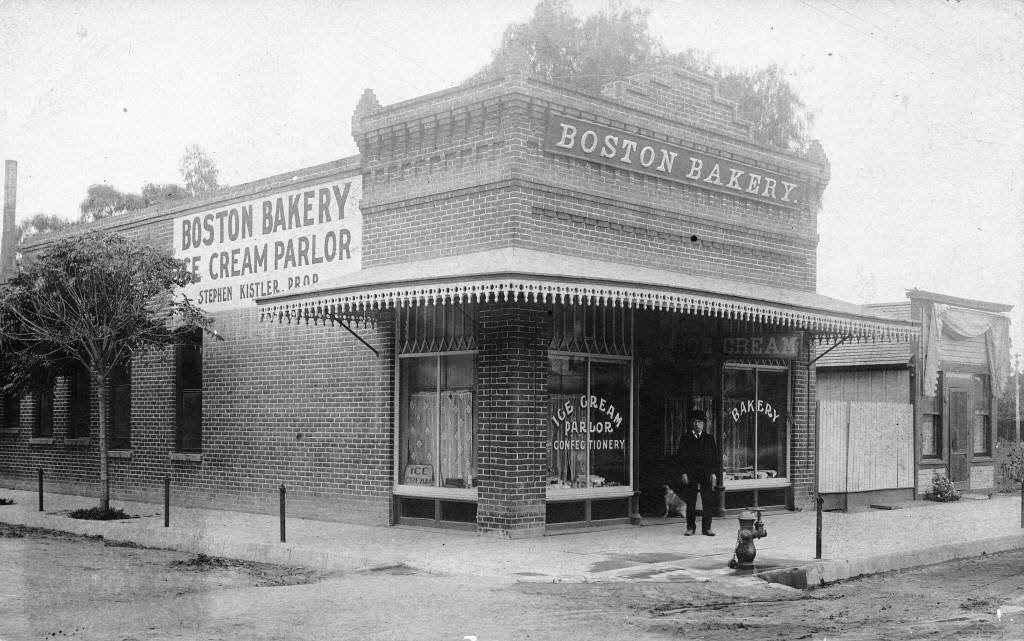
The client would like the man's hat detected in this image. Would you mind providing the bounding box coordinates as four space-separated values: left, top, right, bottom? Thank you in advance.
691 409 707 421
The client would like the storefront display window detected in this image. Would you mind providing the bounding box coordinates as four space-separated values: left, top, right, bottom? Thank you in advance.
547 355 630 490
721 366 788 482
399 353 477 489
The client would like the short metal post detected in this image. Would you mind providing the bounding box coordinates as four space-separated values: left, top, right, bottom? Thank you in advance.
37 468 43 512
816 494 824 559
279 483 286 543
164 476 170 528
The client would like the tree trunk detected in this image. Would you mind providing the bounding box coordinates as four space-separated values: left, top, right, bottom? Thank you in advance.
95 371 110 511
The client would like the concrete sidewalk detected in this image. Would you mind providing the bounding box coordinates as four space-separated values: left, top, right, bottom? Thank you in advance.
0 486 1022 589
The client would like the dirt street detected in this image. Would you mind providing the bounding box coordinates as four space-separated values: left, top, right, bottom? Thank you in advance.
2 524 1023 640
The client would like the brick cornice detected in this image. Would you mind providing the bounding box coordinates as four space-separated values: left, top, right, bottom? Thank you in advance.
353 75 828 187
361 177 819 249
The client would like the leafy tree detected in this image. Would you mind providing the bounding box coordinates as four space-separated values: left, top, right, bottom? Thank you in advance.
10 213 73 269
79 184 147 223
474 0 815 151
0 233 216 511
716 65 812 154
141 182 190 206
180 144 220 196
77 143 221 223
15 213 71 246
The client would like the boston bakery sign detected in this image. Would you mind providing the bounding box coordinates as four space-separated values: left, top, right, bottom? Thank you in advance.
544 113 807 208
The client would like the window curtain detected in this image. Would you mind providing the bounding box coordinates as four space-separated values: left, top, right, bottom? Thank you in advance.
407 392 437 482
548 394 587 486
439 390 474 485
923 304 1011 397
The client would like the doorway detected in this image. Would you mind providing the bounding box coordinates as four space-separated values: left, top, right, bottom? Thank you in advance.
946 381 972 490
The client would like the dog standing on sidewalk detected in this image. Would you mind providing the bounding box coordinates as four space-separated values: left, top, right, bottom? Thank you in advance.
662 484 685 519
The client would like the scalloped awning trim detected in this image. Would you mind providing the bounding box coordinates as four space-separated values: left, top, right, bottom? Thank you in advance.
259 277 918 342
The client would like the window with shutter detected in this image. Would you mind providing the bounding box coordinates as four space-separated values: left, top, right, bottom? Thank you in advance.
175 330 203 452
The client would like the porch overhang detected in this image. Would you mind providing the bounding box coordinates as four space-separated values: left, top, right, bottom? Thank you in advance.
257 248 919 342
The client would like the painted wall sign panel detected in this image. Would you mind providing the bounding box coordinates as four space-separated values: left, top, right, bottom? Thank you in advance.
173 177 362 312
673 332 803 360
543 113 807 208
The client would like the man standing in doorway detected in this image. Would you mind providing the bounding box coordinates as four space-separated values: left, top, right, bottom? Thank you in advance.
677 409 723 536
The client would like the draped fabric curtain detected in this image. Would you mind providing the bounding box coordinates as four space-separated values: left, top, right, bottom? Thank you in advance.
406 392 437 483
548 394 586 486
439 390 474 485
923 304 1011 397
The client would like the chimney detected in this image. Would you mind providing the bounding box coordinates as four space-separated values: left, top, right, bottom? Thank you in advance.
1 160 16 281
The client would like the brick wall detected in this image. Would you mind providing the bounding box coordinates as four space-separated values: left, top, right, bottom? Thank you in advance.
5 161 394 523
353 74 825 291
792 335 816 509
0 309 396 523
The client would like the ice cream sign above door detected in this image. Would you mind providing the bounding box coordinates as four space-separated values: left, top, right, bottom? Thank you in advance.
173 177 362 311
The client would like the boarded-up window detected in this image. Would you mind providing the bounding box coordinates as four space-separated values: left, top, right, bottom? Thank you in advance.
176 331 203 452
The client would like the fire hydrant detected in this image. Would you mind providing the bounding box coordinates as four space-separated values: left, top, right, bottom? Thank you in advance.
728 509 767 569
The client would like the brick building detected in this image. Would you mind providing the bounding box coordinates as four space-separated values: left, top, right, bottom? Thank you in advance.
0 69 916 537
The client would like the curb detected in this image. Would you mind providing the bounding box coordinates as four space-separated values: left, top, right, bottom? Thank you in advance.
757 533 1024 589
0 512 374 574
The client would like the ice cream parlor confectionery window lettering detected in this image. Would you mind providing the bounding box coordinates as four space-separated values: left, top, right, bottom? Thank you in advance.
721 366 789 482
547 356 631 490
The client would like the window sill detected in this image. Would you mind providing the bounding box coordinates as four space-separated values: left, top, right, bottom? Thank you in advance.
108 450 132 459
28 437 54 445
546 486 635 501
169 452 202 462
0 428 19 436
65 438 91 447
971 457 994 464
722 478 791 491
393 484 477 501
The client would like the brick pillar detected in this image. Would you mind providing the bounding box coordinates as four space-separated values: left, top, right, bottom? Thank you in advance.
476 302 549 538
790 334 816 510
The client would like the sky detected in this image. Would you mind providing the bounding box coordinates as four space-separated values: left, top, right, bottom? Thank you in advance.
1 0 1022 362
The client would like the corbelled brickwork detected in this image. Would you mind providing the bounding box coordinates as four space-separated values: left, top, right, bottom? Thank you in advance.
353 74 826 291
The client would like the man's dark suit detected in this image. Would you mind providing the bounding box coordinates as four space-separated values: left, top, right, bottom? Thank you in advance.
675 428 723 534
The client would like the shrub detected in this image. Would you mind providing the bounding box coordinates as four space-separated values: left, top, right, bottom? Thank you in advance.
925 473 961 502
997 442 1024 492
0 498 15 506
68 506 136 520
